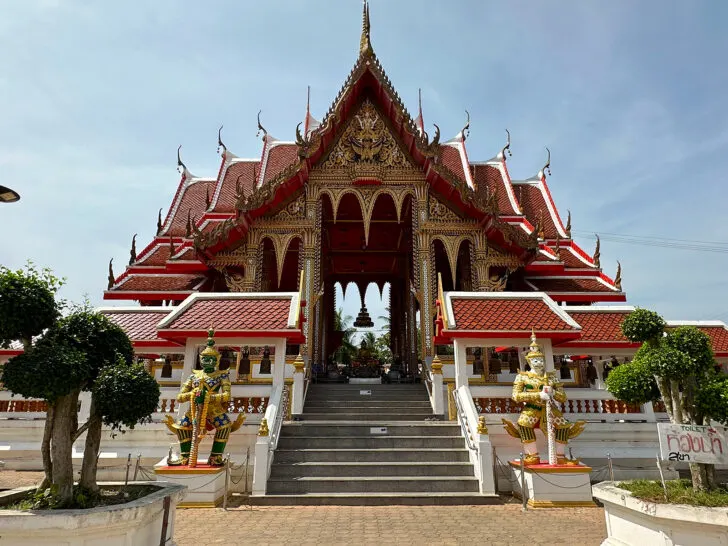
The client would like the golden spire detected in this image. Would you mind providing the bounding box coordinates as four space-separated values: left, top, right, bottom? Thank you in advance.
360 0 373 57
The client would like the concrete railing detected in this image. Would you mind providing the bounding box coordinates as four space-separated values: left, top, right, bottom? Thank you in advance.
470 386 663 423
251 383 288 496
453 385 496 495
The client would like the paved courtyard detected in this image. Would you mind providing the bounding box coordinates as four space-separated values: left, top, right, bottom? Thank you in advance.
1 471 607 545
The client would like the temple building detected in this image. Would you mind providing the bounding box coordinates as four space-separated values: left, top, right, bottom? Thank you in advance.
104 3 625 379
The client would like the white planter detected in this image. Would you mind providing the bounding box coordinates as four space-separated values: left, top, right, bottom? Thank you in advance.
0 481 185 546
593 482 728 546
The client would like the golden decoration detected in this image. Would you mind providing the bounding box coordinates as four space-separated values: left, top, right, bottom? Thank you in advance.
430 354 443 375
258 418 270 437
477 415 488 435
293 353 305 373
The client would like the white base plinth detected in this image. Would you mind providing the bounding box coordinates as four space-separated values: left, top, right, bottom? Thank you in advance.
348 378 382 384
509 461 595 508
154 462 226 508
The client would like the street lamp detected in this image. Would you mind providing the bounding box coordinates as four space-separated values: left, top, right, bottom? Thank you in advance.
0 185 20 203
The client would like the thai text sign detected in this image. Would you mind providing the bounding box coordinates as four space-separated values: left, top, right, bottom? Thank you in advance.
657 423 728 464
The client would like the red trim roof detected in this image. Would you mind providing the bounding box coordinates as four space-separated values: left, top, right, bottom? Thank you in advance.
560 309 640 349
99 309 181 348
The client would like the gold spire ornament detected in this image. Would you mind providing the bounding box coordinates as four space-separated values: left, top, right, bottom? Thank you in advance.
359 0 373 57
615 261 622 291
593 234 601 268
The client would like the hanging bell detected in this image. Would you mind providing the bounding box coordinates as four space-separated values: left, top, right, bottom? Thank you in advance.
353 305 374 328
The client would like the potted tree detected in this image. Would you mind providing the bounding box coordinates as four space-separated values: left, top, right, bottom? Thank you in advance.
594 308 728 545
0 264 185 545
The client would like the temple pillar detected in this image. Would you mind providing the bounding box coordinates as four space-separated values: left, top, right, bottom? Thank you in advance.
413 182 434 360
272 339 286 387
301 222 318 363
453 339 468 390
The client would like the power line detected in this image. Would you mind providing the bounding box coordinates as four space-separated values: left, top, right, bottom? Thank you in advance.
571 230 728 254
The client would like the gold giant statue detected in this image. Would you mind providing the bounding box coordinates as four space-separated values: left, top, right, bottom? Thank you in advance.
502 331 585 465
164 329 244 466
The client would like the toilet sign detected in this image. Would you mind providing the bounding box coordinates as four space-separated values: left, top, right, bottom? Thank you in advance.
657 423 728 464
370 427 388 434
359 390 372 396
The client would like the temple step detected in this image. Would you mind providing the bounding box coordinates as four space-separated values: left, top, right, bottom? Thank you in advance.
304 400 433 409
277 435 466 449
265 476 480 495
270 461 475 478
273 448 470 463
300 412 436 421
280 423 459 437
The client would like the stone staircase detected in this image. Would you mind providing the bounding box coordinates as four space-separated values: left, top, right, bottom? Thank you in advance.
254 383 498 505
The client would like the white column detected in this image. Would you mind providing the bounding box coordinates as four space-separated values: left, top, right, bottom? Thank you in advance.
251 436 270 496
453 339 468 390
542 339 555 373
477 436 496 495
272 339 286 388
432 373 444 415
292 357 305 415
177 340 198 419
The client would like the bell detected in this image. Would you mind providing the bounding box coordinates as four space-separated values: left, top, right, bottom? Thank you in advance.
353 305 374 328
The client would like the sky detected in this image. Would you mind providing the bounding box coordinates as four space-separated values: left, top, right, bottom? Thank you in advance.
2 0 728 336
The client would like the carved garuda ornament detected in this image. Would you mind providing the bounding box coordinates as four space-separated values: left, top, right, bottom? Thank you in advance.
322 100 411 172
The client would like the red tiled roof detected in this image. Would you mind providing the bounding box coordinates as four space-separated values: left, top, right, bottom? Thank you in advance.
161 298 292 331
262 144 299 184
100 309 170 343
166 179 217 236
449 298 578 331
527 277 616 293
514 184 561 239
565 311 633 344
472 164 519 216
439 145 467 184
112 275 206 292
137 244 172 266
699 327 728 355
213 161 259 213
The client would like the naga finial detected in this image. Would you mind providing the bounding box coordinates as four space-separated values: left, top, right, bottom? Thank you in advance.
498 129 512 161
256 110 267 139
177 145 187 175
359 0 373 57
554 233 562 260
169 234 175 256
157 208 163 234
205 186 211 210
615 261 622 291
539 147 551 179
461 110 470 141
129 234 137 265
107 259 114 290
217 125 226 155
565 209 572 237
431 123 441 147
185 210 192 238
593 234 601 268
295 121 306 147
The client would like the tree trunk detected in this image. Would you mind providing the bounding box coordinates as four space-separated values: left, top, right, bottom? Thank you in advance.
37 403 55 492
51 390 80 505
78 397 102 494
689 462 715 492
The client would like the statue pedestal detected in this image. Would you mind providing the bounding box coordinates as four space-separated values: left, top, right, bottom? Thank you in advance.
508 461 595 508
154 462 227 508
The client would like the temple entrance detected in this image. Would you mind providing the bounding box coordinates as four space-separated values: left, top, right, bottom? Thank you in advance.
317 190 420 379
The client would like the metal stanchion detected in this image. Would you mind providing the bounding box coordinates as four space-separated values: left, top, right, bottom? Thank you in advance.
607 452 614 483
133 453 141 481
223 453 231 510
124 453 131 486
519 452 527 511
656 454 668 502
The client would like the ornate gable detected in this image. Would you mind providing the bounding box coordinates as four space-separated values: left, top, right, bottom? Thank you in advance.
319 99 415 178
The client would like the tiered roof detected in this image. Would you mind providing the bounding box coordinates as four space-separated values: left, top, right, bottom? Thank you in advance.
105 2 623 305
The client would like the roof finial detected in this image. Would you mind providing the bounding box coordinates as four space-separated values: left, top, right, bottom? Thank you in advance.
217 125 226 155
538 147 551 179
129 234 137 265
615 261 622 291
177 145 187 175
185 209 192 238
554 232 562 260
498 129 512 161
205 186 211 210
565 209 572 237
256 110 267 139
169 234 175 256
157 208 163 234
593 234 601 268
415 88 425 136
107 259 115 290
461 110 470 141
360 0 373 57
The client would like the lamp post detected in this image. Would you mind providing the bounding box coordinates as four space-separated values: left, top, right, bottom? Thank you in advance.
0 185 20 203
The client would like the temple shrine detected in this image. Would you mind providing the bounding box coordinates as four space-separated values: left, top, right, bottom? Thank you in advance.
2 2 727 505
104 3 625 379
